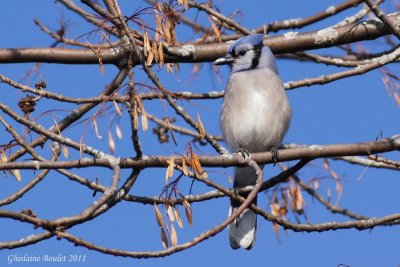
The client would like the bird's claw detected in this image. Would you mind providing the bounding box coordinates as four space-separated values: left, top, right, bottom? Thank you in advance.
236 147 250 161
271 147 279 166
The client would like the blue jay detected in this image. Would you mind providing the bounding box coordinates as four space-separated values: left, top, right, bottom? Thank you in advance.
215 34 291 249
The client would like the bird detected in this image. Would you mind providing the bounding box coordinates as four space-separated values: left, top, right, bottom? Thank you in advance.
215 34 291 249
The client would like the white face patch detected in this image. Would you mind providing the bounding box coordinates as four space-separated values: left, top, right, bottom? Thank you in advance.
232 49 256 72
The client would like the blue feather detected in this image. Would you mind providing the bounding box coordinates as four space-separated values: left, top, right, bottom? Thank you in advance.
228 34 264 54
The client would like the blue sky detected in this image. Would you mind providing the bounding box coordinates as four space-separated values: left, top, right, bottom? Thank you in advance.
0 1 399 266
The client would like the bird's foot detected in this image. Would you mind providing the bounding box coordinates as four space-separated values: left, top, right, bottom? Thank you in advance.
236 147 250 162
271 147 279 166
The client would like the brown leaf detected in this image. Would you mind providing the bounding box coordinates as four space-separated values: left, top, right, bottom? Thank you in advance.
135 95 148 132
160 228 169 248
11 169 22 182
62 145 70 159
182 199 193 226
208 16 221 41
272 222 280 235
154 203 164 227
323 158 330 170
146 51 154 66
167 63 174 73
295 186 304 212
287 184 296 212
166 155 175 184
141 108 148 132
52 117 61 135
166 203 175 222
174 206 184 228
115 124 123 139
170 223 178 246
108 131 115 154
270 202 280 217
327 187 332 202
330 169 339 180
394 91 400 106
197 112 205 139
143 32 151 54
189 149 207 178
1 149 7 163
182 157 188 176
113 100 123 116
93 118 102 139
158 42 164 67
152 42 159 63
133 105 138 130
280 190 288 216
183 0 189 9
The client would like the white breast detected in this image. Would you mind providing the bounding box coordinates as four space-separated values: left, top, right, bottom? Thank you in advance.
220 68 291 153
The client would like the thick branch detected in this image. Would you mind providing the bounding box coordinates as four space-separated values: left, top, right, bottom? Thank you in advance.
0 13 399 64
0 135 398 171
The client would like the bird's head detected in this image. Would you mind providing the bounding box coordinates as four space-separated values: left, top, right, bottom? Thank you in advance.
214 34 277 74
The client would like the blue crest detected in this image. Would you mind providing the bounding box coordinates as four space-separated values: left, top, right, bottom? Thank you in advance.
228 34 265 54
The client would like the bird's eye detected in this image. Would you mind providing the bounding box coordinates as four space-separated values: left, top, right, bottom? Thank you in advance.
238 50 246 56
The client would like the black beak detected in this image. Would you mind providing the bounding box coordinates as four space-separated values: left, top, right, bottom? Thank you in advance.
214 54 234 65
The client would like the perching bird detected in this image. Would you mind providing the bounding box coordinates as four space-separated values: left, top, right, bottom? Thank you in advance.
215 34 291 249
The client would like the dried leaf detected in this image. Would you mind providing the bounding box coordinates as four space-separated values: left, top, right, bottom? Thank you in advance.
143 32 151 54
197 112 205 139
280 190 288 216
154 203 164 227
154 10 163 41
167 63 174 73
146 51 154 66
108 131 115 154
336 180 342 195
52 117 61 135
170 223 178 246
166 203 175 222
1 149 8 163
330 169 339 180
93 118 102 139
272 222 280 235
79 136 84 157
133 106 138 130
98 52 105 75
174 206 184 228
115 124 123 139
183 0 189 9
160 228 169 248
228 175 233 184
141 108 148 132
166 155 175 184
11 169 22 182
158 42 164 67
287 184 296 212
62 144 70 159
394 91 400 106
189 149 207 178
182 199 193 226
270 202 280 216
295 186 303 211
327 187 332 202
208 16 221 41
135 96 148 132
182 157 188 176
323 158 330 170
113 100 123 116
152 42 159 63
